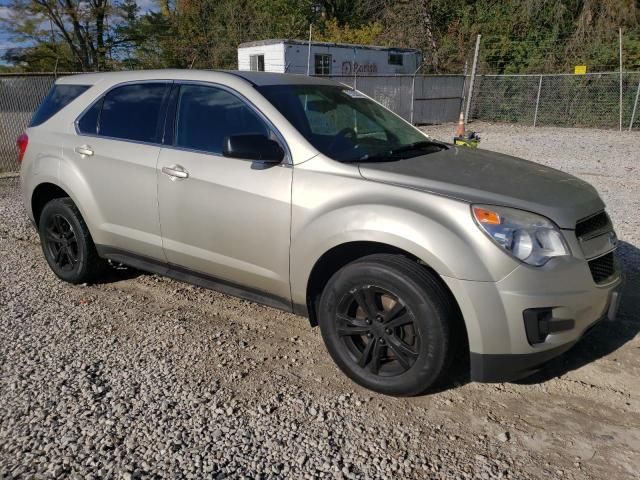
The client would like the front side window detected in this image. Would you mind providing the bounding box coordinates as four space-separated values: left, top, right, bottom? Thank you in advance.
30 84 90 127
98 83 169 143
250 54 265 71
257 84 441 163
174 84 269 155
314 54 331 75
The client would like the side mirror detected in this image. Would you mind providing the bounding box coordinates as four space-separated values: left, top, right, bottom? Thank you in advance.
223 134 284 164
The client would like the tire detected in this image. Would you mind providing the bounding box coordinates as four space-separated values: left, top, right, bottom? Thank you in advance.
38 197 107 284
318 254 456 396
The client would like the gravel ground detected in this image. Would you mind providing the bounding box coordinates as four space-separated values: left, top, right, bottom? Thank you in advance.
1 123 639 479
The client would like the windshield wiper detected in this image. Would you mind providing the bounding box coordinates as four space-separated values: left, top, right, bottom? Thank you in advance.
388 140 444 156
355 140 445 162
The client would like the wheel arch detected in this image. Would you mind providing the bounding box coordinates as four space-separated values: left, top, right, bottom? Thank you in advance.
31 182 71 226
302 241 467 347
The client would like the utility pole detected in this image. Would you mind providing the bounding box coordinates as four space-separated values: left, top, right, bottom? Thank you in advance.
464 34 481 126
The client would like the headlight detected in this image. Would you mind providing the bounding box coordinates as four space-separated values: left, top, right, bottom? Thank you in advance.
472 205 570 266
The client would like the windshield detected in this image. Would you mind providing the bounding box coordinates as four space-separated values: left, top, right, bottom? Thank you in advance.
256 84 444 162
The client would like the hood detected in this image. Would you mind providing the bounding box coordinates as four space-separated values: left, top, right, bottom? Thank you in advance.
358 146 604 229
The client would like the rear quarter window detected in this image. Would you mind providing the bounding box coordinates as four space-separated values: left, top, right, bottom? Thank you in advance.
29 84 90 127
77 98 103 135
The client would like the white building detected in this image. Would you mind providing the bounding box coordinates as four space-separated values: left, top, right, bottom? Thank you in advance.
237 39 422 76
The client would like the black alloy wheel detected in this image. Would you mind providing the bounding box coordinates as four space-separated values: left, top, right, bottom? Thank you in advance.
38 197 106 283
318 254 456 396
336 285 419 377
44 214 80 272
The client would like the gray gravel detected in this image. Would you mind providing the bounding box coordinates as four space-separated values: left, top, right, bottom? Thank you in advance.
1 123 639 479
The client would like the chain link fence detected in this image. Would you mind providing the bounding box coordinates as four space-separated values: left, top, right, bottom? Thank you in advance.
1 71 639 174
324 75 413 120
469 72 640 129
0 74 60 173
324 75 465 124
0 73 466 173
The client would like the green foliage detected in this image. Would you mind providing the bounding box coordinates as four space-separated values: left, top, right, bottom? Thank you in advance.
1 0 639 73
314 18 383 45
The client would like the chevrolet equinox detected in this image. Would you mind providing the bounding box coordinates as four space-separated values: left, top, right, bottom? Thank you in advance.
19 70 622 395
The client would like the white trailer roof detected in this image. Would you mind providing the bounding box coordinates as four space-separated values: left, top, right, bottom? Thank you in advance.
238 39 420 54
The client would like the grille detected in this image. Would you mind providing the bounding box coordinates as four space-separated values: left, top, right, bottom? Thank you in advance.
588 252 616 284
575 211 611 238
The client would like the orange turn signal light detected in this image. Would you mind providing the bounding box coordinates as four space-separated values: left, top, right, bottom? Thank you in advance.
473 207 501 225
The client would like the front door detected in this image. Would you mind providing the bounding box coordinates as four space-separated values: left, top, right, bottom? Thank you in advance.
157 84 292 306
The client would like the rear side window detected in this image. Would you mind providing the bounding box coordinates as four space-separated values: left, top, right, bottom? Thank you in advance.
30 84 90 127
98 83 169 143
174 84 268 154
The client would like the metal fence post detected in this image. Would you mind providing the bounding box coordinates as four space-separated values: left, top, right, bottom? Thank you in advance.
464 34 481 125
352 47 357 90
619 27 623 132
533 75 543 127
629 78 640 131
410 76 416 125
459 61 468 116
410 63 424 125
306 24 312 76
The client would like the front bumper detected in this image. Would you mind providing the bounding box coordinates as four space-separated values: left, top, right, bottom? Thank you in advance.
470 289 620 382
442 255 622 382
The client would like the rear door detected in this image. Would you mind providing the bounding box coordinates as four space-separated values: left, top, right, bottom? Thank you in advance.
65 82 171 260
156 83 292 306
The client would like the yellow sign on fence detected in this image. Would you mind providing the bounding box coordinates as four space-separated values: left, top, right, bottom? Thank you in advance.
574 65 587 75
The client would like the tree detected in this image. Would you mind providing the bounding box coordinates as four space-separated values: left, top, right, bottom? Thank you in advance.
0 0 122 71
315 18 383 45
1 0 639 73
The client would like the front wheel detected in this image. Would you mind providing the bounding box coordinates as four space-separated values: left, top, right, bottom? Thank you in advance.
318 254 456 396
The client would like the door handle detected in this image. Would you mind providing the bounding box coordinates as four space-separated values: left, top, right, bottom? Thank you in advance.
74 145 94 156
162 164 189 180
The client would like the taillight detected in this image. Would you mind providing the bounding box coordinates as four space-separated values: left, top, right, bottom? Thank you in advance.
17 133 28 163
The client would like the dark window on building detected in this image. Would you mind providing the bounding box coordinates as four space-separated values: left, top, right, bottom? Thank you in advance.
174 84 269 155
388 52 403 66
99 83 169 143
30 84 90 127
77 98 103 135
250 55 265 71
314 54 331 75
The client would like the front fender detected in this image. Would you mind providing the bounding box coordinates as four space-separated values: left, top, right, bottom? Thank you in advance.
290 201 518 307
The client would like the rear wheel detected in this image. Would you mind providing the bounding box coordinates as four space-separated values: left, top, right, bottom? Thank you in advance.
318 254 456 396
38 197 106 284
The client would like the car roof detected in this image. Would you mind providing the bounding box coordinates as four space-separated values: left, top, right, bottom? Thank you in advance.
225 71 339 87
56 69 341 88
